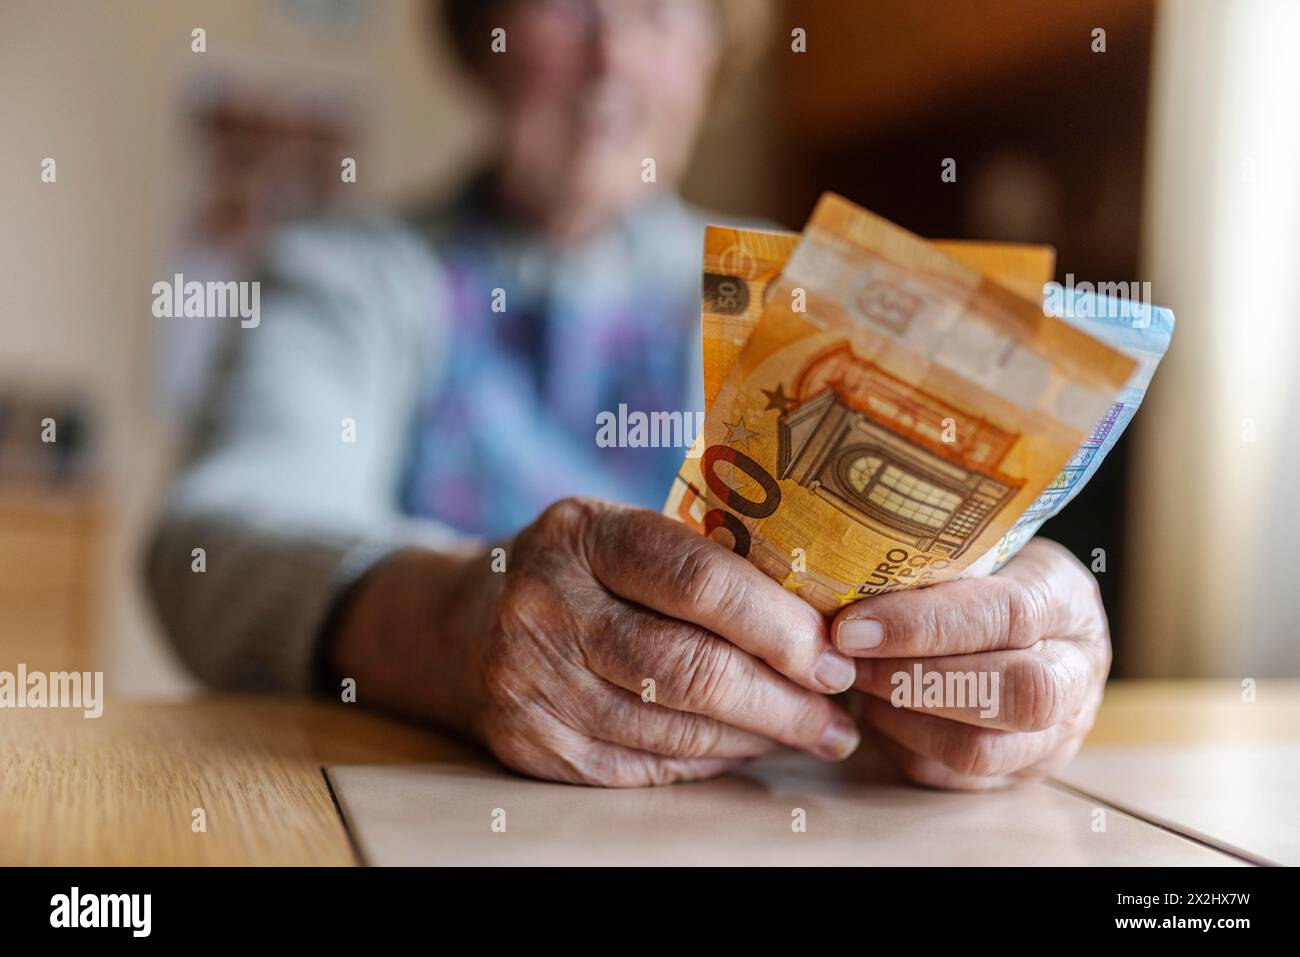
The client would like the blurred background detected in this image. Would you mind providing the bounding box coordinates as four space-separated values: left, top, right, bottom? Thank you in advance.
1 0 1297 695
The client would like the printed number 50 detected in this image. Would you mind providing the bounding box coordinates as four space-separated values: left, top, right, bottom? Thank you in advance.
701 445 780 558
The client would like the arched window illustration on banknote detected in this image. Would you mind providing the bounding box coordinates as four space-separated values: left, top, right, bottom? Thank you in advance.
777 343 1023 559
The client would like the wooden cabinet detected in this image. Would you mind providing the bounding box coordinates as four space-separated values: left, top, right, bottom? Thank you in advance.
0 487 99 673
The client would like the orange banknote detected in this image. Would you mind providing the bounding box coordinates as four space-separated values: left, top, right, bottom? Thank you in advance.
699 226 1057 411
667 194 1133 614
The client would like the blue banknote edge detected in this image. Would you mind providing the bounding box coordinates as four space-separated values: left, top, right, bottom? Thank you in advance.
975 288 1175 574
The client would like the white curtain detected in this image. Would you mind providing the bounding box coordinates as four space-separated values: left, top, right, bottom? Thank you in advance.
1128 0 1300 676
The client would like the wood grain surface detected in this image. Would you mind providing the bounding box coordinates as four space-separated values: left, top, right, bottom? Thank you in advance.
1 681 1295 865
0 697 473 865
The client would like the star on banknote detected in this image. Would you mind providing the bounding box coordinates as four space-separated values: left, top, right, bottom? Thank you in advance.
724 413 760 449
712 460 748 493
832 587 862 608
762 384 794 412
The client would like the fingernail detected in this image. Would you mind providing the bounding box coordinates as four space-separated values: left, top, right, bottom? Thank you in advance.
816 718 861 761
838 617 884 652
813 649 856 692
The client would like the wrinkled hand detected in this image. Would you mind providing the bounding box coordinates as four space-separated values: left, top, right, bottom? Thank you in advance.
832 538 1110 790
466 498 862 786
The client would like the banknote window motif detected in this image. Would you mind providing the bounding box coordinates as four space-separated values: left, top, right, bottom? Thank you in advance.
842 450 962 531
862 461 963 531
776 339 1026 560
845 452 884 490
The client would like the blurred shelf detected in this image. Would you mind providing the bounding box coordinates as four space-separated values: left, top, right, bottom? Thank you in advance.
0 483 101 673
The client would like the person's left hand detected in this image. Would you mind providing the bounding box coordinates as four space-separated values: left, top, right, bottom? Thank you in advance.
832 538 1110 790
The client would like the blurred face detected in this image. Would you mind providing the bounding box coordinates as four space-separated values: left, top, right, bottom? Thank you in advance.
488 0 721 240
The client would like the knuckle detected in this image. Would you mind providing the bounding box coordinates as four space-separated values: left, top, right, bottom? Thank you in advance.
1003 577 1051 648
1075 571 1111 654
910 599 948 655
668 716 720 759
1046 541 1108 630
521 497 601 564
789 692 832 744
482 582 557 705
496 574 551 631
1005 655 1071 731
534 496 596 534
677 634 744 717
882 587 962 657
491 579 560 663
1095 630 1114 677
1075 555 1104 606
668 543 745 619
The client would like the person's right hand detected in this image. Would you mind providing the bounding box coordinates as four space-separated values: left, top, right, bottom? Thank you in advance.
332 498 860 787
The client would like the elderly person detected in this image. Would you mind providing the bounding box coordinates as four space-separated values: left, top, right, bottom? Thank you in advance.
147 0 1110 788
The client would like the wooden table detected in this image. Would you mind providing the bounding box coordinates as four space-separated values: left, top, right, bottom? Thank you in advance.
1 681 1296 865
0 486 100 675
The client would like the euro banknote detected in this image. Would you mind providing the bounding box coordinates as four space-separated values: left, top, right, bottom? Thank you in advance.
698 226 1056 412
684 219 1174 582
963 288 1175 575
665 193 1146 614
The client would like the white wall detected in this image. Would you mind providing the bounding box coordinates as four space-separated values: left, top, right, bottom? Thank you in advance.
0 0 490 694
1129 0 1300 676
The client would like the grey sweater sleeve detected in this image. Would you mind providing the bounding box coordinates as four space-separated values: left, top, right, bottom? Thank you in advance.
145 212 463 692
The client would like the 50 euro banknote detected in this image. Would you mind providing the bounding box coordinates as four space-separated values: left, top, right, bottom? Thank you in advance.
965 286 1175 575
697 226 1059 412
681 218 1175 584
664 193 1166 614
